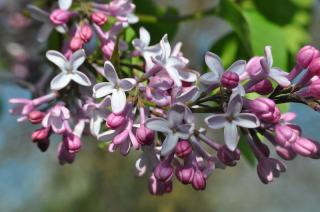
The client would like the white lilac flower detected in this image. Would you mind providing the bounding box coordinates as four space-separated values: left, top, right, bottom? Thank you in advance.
47 49 91 90
132 27 161 71
59 0 73 10
92 61 136 113
145 104 194 156
205 94 260 151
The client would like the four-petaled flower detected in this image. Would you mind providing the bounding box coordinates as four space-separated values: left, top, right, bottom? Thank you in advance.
47 49 92 90
205 94 260 151
92 61 136 113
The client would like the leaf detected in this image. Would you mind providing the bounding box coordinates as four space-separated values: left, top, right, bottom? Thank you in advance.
238 135 256 167
124 27 136 44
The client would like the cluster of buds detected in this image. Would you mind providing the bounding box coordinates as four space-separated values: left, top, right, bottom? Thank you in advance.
9 0 320 195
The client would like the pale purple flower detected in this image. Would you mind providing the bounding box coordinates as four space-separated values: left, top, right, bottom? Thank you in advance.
205 94 260 151
58 0 73 10
42 104 70 134
135 145 160 176
145 104 194 156
9 98 34 122
47 49 91 90
92 61 136 113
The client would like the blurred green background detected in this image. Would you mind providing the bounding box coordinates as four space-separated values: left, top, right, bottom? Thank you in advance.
1 0 320 211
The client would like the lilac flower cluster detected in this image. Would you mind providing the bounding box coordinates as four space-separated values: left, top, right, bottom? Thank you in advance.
9 0 320 195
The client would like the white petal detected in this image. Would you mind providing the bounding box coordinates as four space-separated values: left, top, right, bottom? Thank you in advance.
171 42 182 57
50 73 71 90
228 60 246 75
119 78 136 91
55 25 68 34
71 71 91 86
139 27 150 46
111 89 126 113
103 61 118 85
200 72 220 85
97 130 117 141
205 114 228 129
264 46 273 67
90 113 103 136
167 57 185 68
234 113 260 128
205 52 224 75
70 49 86 70
145 118 171 133
224 122 239 151
227 94 243 115
46 50 68 72
175 86 199 103
161 133 179 156
166 66 182 87
269 68 291 87
59 0 72 10
160 34 171 60
178 69 198 82
92 82 114 98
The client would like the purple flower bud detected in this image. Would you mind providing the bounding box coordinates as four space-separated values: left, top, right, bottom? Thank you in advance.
136 125 155 145
275 125 298 147
70 37 83 51
148 174 172 195
57 142 75 165
217 145 240 166
257 158 286 184
192 170 206 190
246 56 263 77
80 24 93 43
91 12 108 26
310 141 320 159
37 138 50 152
308 79 320 98
292 137 317 157
106 113 126 129
175 140 192 158
28 111 45 124
247 79 273 95
113 130 129 145
101 41 115 59
31 127 51 143
175 165 195 184
296 45 320 69
221 72 239 89
50 9 71 25
154 162 174 182
247 98 280 124
275 146 296 160
63 133 81 154
256 141 270 157
298 57 320 86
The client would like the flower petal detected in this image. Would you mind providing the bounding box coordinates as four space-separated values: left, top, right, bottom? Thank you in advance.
200 72 220 85
205 114 228 129
119 78 136 91
166 66 182 87
90 112 103 136
50 73 71 90
269 68 291 87
93 82 114 98
97 129 117 141
103 61 118 85
160 34 171 60
205 51 224 75
46 50 68 72
264 46 273 67
168 104 185 127
224 122 239 151
178 69 198 82
161 133 179 156
227 94 243 115
145 118 171 133
71 71 91 86
111 89 126 113
70 49 86 70
228 60 246 75
59 0 72 10
234 113 260 128
139 27 150 46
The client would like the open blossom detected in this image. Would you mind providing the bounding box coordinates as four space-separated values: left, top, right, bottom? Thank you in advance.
205 94 260 150
58 0 73 10
47 49 91 90
92 61 136 113
42 104 70 134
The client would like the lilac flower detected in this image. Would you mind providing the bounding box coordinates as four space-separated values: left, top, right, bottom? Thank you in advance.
42 104 70 134
47 49 91 90
145 104 194 156
135 145 160 176
257 157 286 184
9 98 34 122
92 61 136 113
205 94 260 151
58 0 73 10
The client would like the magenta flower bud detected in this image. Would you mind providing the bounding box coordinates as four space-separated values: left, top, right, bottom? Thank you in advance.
275 125 298 147
106 113 126 129
63 133 81 154
248 98 280 124
310 141 320 159
57 142 75 165
175 140 192 158
113 130 129 145
37 138 50 152
136 126 155 145
275 146 296 160
80 24 93 43
175 165 195 184
31 127 51 143
217 145 240 166
221 72 239 89
296 45 320 69
292 137 317 157
308 79 320 98
192 170 206 190
154 162 174 182
70 37 83 51
101 41 115 59
247 79 273 95
148 174 172 195
298 57 320 86
246 56 263 77
50 9 71 25
257 158 286 184
91 12 108 26
28 110 45 124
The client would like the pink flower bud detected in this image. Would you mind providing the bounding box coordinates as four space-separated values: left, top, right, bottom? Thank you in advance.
113 130 129 145
247 79 273 95
91 12 108 26
80 24 93 43
275 125 298 147
308 79 320 98
246 56 263 77
70 37 83 51
221 72 239 89
175 140 192 158
192 170 206 190
101 41 115 59
31 127 51 143
296 45 320 69
298 57 320 86
217 145 240 166
28 110 45 124
248 98 280 124
175 165 195 184
57 142 75 165
154 162 174 182
148 174 172 195
292 137 317 157
106 113 126 129
63 133 81 154
136 126 155 145
50 9 71 25
275 146 296 160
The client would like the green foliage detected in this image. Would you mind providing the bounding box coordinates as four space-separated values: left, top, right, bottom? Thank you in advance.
238 136 256 167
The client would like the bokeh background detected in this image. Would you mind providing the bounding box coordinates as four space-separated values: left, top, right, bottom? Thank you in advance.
1 0 320 211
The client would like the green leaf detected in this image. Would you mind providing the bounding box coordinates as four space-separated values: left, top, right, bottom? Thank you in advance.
238 136 256 167
124 27 136 44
